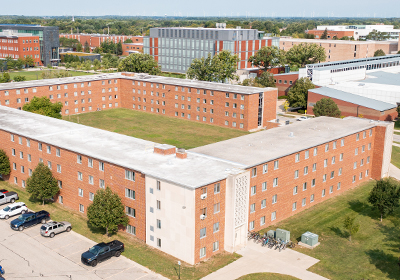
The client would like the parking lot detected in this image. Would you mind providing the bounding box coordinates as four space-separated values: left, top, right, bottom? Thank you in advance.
0 209 167 280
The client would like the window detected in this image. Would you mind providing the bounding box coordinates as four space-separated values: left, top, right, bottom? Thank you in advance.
368 143 371 150
339 168 342 176
324 159 328 167
157 219 161 229
56 148 60 157
201 207 207 217
274 160 279 170
362 145 365 153
325 144 329 152
305 150 309 159
28 154 31 162
366 169 369 176
200 247 206 258
251 185 256 195
262 182 267 191
303 182 307 191
271 211 276 221
356 133 360 141
127 225 136 235
250 203 255 213
341 139 345 146
322 189 326 197
293 186 298 195
200 227 206 239
330 171 335 179
302 198 306 207
369 129 373 136
89 192 94 201
99 162 104 171
57 164 61 173
38 143 42 151
273 178 278 187
214 203 220 214
251 167 257 177
323 174 327 182
361 159 364 166
157 200 161 210
304 166 308 175
294 170 299 179
88 158 93 168
329 186 333 194
313 147 317 156
126 206 136 217
311 178 316 187
355 148 358 155
214 183 220 194
272 194 277 204
11 134 14 142
99 179 105 189
213 222 220 233
261 199 266 208
367 156 370 164
295 153 300 162
79 204 84 213
340 153 343 161
78 188 83 197
157 181 161 191
292 202 297 211
59 196 63 204
249 221 255 230
332 156 336 164
78 172 83 181
156 238 162 248
77 155 82 164
27 139 30 147
354 162 357 169
333 141 337 149
313 163 317 172
260 216 266 226
337 182 341 190
88 175 94 185
353 175 356 183
310 194 314 202
125 170 135 181
263 164 268 173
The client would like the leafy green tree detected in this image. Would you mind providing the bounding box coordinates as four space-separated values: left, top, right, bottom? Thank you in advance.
87 187 129 236
320 28 328 39
366 30 389 41
0 149 11 177
343 215 360 242
0 73 11 83
26 162 59 205
117 41 123 56
6 56 16 70
241 71 276 88
83 60 92 71
22 96 63 119
248 46 286 71
13 75 26 82
93 59 101 70
76 43 83 52
124 38 133 43
286 43 326 68
24 56 35 67
84 41 90 53
118 53 161 75
187 50 239 82
374 49 386 57
312 98 341 118
287 77 315 108
398 50 400 54
15 58 25 70
368 179 400 222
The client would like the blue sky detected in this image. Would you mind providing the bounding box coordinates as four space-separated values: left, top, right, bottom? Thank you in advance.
1 0 400 18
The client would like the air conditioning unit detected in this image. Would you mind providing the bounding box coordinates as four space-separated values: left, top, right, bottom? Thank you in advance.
200 214 206 220
200 193 207 200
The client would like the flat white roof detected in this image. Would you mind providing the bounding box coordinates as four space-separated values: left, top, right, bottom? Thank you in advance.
0 106 245 189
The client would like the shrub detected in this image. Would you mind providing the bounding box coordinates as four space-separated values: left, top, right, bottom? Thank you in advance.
278 95 288 99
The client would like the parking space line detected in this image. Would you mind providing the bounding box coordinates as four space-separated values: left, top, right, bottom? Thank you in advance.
102 264 137 280
53 239 84 250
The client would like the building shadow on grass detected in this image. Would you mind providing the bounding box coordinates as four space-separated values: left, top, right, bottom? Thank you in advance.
365 249 400 279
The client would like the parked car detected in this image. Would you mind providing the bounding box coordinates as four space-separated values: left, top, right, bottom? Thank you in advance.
0 191 18 206
0 189 8 194
81 240 124 267
0 202 28 220
10 210 50 231
297 116 309 121
40 221 72 238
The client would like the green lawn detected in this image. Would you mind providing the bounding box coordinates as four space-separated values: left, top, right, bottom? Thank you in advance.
64 108 249 149
393 131 400 136
258 180 400 280
9 70 94 81
237 273 300 280
0 180 240 280
392 146 400 169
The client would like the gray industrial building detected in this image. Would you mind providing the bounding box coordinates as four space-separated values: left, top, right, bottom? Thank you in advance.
0 24 60 66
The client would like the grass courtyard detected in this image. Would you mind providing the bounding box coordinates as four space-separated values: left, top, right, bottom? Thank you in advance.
8 70 94 81
0 180 240 280
64 108 249 149
392 146 400 169
259 180 400 280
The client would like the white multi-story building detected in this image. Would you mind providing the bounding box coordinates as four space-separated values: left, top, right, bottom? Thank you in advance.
314 24 400 40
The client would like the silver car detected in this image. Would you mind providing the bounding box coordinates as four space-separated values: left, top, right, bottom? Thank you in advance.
40 221 72 238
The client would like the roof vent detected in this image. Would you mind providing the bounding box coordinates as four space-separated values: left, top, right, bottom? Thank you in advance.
154 144 176 156
176 148 187 159
289 132 294 137
358 83 365 86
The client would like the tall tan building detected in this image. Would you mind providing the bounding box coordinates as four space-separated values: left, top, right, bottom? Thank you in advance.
280 38 399 62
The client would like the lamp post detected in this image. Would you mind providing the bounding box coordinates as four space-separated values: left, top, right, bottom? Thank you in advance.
178 261 181 279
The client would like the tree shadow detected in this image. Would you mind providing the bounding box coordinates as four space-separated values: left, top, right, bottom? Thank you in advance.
86 221 109 235
365 249 400 279
348 199 378 219
329 226 347 239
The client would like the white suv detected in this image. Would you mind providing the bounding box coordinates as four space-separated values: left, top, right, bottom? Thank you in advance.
0 202 28 220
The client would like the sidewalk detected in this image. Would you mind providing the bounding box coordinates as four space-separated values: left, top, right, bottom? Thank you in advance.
201 241 328 280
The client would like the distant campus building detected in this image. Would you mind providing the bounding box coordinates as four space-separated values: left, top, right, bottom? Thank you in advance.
0 105 393 264
143 24 279 73
0 24 60 66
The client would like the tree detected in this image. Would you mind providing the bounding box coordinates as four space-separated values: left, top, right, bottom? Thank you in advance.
124 38 133 43
76 43 83 52
343 215 360 242
87 187 129 236
283 100 289 112
248 46 286 71
26 162 59 205
116 41 123 56
368 179 400 222
286 43 326 68
22 96 63 119
287 77 315 108
241 71 276 88
118 53 161 75
6 56 16 70
15 58 25 70
320 28 328 39
13 75 26 82
374 49 386 57
312 98 341 118
0 149 11 177
187 50 239 82
84 41 90 53
0 73 11 83
24 56 35 67
398 50 400 54
366 30 389 41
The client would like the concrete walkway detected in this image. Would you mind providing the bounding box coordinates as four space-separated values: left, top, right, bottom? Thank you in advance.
389 163 400 181
201 241 328 280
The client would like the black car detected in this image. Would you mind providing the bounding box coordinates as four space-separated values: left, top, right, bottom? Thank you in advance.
81 240 124 267
10 210 50 231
